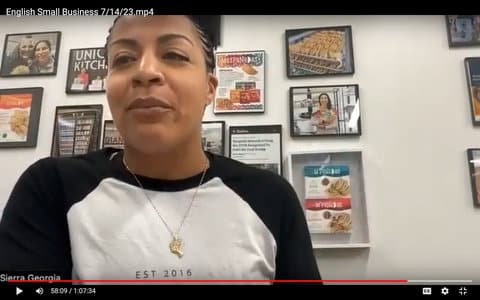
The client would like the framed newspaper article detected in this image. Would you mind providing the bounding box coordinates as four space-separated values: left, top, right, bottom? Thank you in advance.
102 120 124 149
51 104 103 157
214 50 265 114
0 87 43 148
290 84 361 137
229 124 282 176
285 26 354 78
201 121 225 156
66 47 107 94
467 148 480 208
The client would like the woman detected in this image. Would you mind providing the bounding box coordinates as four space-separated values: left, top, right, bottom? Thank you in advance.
0 16 320 282
312 93 338 131
30 40 55 73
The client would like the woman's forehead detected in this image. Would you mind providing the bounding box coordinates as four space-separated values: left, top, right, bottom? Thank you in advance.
111 16 197 40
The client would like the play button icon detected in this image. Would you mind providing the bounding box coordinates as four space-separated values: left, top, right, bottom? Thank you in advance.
16 287 22 295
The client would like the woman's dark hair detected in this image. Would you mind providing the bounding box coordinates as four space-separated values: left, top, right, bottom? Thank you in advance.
34 40 51 51
104 15 216 73
318 93 332 110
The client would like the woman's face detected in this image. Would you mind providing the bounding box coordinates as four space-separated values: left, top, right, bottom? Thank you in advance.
106 16 217 154
34 42 51 65
319 95 329 107
19 37 34 60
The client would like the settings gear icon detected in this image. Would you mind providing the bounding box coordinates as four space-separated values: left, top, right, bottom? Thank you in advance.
441 287 449 295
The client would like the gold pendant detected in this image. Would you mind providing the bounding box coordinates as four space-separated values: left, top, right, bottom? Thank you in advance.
169 236 183 258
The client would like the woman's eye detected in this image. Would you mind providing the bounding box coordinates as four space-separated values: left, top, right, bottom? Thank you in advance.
112 56 135 67
163 52 189 62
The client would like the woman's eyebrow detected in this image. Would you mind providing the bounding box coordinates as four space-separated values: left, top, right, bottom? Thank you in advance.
109 34 194 49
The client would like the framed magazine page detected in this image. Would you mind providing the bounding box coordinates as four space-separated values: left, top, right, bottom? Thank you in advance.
66 47 107 94
0 31 61 77
102 120 124 149
214 50 265 114
290 84 361 137
51 105 103 157
467 148 480 208
0 87 43 148
465 57 480 125
446 15 480 47
229 124 282 176
201 121 225 156
285 26 354 78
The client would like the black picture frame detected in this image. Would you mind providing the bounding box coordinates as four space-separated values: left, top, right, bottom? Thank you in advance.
289 84 361 137
467 148 480 208
0 87 43 148
446 15 480 48
51 104 103 157
465 57 480 126
285 25 354 78
102 120 124 149
0 31 61 77
229 124 283 176
66 47 107 94
201 120 225 156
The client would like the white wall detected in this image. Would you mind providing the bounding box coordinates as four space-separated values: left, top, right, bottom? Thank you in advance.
1 15 479 282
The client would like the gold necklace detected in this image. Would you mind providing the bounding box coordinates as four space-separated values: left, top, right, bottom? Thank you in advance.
122 155 209 258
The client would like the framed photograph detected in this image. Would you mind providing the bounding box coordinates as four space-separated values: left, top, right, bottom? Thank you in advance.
102 120 124 149
214 50 265 114
229 125 282 176
51 105 103 157
446 15 480 47
465 57 480 125
467 148 480 207
285 26 354 78
290 84 361 137
66 47 107 94
0 31 61 77
201 121 225 156
0 87 43 148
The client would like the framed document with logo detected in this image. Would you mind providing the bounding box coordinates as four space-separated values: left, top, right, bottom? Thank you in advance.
66 47 107 94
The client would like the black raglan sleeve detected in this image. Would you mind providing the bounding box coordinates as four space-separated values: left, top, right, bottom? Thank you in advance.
274 180 321 281
0 158 72 279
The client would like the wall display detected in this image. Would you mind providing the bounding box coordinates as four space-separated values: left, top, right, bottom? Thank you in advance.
0 31 61 76
229 125 282 176
289 84 361 137
0 87 43 148
285 26 354 77
201 121 225 156
465 57 480 125
102 120 124 149
51 105 103 157
467 148 480 208
304 165 352 234
446 15 480 47
214 50 265 114
66 47 107 94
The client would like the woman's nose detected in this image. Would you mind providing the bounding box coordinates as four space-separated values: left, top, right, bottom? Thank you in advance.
132 49 165 86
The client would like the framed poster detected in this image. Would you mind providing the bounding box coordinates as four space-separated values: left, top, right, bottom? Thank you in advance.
465 57 480 125
467 148 480 207
229 125 282 176
0 87 43 148
51 105 103 157
214 50 265 114
0 31 61 76
201 121 225 156
290 84 361 137
285 26 354 78
446 15 480 47
102 120 124 149
66 47 107 94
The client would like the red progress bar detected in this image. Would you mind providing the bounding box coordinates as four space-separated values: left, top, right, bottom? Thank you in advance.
7 279 408 283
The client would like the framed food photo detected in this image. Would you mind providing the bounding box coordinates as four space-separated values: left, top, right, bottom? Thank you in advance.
0 87 43 148
51 105 103 158
285 26 354 78
102 120 124 149
467 148 480 207
446 15 480 47
66 47 107 94
0 31 61 77
213 50 265 114
289 84 361 137
201 121 225 156
465 57 480 125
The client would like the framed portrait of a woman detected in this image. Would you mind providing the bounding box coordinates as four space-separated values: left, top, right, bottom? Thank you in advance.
289 84 361 137
0 31 61 77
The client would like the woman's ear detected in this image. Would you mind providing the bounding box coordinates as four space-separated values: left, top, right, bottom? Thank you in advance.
206 73 218 106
